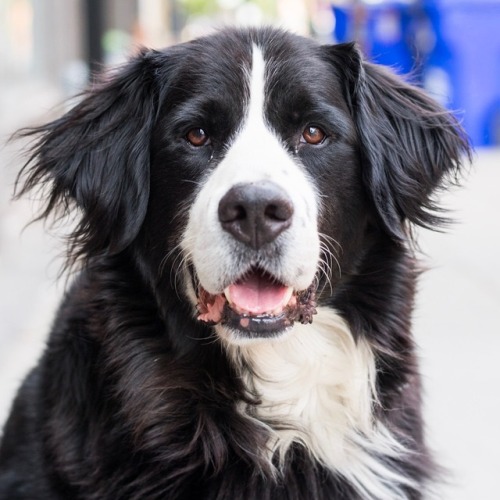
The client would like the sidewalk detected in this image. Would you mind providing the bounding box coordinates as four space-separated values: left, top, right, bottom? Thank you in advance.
0 78 63 425
1 80 499 499
414 147 500 500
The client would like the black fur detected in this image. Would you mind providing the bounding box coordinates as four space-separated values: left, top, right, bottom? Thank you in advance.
0 28 470 499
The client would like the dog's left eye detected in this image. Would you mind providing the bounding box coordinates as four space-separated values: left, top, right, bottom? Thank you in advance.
186 128 210 147
301 126 326 145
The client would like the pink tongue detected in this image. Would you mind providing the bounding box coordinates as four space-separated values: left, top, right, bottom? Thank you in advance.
228 272 289 315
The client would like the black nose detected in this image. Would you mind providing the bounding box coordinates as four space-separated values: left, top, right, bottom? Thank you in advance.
218 181 294 249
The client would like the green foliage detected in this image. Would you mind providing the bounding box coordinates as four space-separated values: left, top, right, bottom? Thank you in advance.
179 0 220 16
179 0 276 17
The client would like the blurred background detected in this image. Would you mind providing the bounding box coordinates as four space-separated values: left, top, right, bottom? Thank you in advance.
0 0 499 498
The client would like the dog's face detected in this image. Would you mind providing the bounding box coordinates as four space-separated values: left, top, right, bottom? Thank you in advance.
19 28 467 346
146 32 369 343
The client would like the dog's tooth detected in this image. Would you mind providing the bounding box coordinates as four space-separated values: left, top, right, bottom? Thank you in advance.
269 287 295 315
283 286 294 306
223 287 232 305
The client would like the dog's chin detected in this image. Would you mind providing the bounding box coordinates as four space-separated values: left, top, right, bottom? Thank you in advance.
214 320 294 345
195 267 318 342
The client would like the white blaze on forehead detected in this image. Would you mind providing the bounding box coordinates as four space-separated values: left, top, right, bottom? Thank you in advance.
247 46 267 131
182 43 320 297
219 45 296 184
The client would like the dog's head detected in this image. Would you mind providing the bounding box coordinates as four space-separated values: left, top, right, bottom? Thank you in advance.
17 28 469 344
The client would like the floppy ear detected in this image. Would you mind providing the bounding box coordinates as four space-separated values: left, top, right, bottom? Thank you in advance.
323 43 471 241
16 49 161 266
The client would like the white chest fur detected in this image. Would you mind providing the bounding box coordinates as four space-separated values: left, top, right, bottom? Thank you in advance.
228 307 417 499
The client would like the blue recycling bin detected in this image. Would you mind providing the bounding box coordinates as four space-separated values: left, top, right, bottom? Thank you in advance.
421 0 500 146
333 2 415 75
332 0 500 146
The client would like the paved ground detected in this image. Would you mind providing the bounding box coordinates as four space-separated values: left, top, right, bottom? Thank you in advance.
414 147 500 499
0 79 64 427
0 80 499 499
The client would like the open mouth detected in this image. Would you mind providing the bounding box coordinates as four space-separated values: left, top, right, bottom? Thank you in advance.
196 267 317 337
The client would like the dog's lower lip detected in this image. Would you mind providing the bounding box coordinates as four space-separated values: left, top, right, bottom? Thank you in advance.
223 306 294 337
196 277 318 335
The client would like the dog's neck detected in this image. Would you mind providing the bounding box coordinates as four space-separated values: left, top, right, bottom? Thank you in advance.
225 307 416 499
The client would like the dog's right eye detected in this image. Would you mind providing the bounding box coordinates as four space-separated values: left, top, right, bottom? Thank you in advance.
186 128 210 147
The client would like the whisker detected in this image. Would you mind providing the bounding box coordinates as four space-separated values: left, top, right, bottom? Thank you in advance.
186 329 220 345
317 255 334 295
316 233 342 296
318 231 343 254
157 240 194 302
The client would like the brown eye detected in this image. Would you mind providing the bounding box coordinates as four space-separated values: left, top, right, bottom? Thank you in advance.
301 126 326 145
186 128 209 147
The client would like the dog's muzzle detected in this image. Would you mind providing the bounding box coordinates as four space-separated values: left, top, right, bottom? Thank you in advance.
195 181 317 337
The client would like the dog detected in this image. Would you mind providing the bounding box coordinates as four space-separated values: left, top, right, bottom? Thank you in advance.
0 27 469 499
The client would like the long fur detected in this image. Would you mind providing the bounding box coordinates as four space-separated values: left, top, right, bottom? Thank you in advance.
0 27 470 500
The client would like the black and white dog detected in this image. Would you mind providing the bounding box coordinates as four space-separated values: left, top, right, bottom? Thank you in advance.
0 28 469 499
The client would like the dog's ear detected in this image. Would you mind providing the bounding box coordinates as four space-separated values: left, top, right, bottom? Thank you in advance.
322 43 471 241
16 49 162 266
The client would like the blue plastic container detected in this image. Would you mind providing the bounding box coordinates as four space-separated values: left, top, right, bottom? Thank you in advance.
421 0 500 146
332 0 500 146
333 2 415 75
